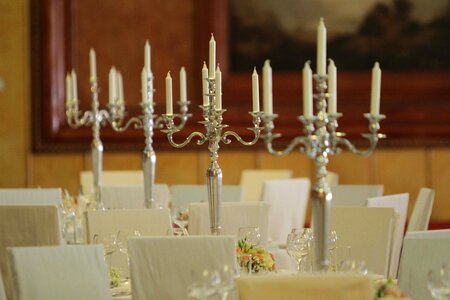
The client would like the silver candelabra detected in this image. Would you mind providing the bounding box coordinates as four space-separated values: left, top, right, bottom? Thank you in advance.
161 36 263 234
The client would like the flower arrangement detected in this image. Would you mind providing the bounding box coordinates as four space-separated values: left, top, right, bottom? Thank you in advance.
373 278 411 300
110 267 122 288
236 238 276 273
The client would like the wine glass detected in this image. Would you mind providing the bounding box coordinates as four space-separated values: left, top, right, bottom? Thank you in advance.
238 227 261 246
428 265 450 299
187 269 221 300
171 205 189 230
93 233 118 270
217 264 238 300
286 229 311 272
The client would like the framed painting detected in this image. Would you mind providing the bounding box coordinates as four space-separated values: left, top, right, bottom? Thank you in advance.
32 0 450 152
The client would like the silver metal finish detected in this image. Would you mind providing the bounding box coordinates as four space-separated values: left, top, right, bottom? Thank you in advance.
162 77 263 235
261 74 385 271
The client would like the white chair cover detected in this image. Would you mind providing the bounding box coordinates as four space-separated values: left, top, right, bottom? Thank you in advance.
331 184 384 207
129 236 236 300
367 193 409 278
236 274 372 300
84 208 172 277
189 202 269 245
81 170 143 194
0 206 63 300
171 185 243 208
261 178 310 243
8 245 111 300
398 230 450 300
240 170 293 202
101 184 170 209
330 207 397 277
0 273 6 300
0 188 62 207
326 171 339 187
407 187 435 232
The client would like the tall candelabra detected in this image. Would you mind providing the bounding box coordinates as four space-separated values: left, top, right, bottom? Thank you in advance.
260 19 386 271
65 49 109 210
107 42 190 208
161 35 263 235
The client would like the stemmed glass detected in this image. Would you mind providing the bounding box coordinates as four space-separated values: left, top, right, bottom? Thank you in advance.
238 227 261 246
93 233 118 270
217 264 239 300
171 205 189 231
428 264 450 299
114 230 141 287
187 269 221 300
286 228 311 272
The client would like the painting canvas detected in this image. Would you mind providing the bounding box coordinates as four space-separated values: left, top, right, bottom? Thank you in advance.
229 0 450 72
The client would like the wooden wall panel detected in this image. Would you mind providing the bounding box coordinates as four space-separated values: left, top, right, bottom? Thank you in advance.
430 148 450 221
327 152 373 184
155 151 199 184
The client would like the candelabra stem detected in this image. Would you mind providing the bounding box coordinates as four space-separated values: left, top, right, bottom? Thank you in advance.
142 100 156 209
207 161 222 235
91 79 105 211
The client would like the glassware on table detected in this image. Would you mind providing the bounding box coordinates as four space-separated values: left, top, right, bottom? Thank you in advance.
286 228 311 272
428 264 450 299
217 264 238 300
171 205 189 231
172 227 189 236
238 227 261 246
187 269 221 300
93 232 118 270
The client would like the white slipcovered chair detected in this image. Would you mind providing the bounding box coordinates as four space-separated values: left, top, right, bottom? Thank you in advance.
236 274 372 300
367 193 409 278
240 169 293 202
398 230 450 300
84 208 172 277
0 206 63 300
8 245 111 300
101 184 170 209
129 236 236 300
0 188 62 207
189 202 270 245
170 184 243 208
407 187 435 232
330 207 398 277
0 274 6 300
80 170 143 195
331 184 384 207
261 178 310 243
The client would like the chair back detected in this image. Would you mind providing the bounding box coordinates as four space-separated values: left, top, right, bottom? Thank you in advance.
129 236 236 300
398 230 450 300
367 193 409 278
101 184 170 209
84 208 172 277
0 188 62 207
8 245 111 300
326 171 339 187
0 273 6 300
331 184 384 207
171 184 243 208
261 178 310 242
189 202 270 245
81 170 143 194
236 274 372 300
240 169 293 202
0 206 63 300
407 188 435 232
330 207 397 277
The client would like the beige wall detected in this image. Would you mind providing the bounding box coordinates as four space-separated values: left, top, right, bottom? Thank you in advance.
1 0 449 223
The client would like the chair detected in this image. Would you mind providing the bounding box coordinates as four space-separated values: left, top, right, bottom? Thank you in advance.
80 170 143 194
0 206 63 300
84 208 172 277
398 230 450 300
407 188 435 232
261 178 310 243
189 202 270 245
0 188 62 207
101 184 170 209
0 274 6 300
331 184 384 207
236 274 372 300
330 207 397 277
326 171 339 187
170 184 243 208
367 193 409 278
129 236 236 300
240 169 293 202
8 245 111 300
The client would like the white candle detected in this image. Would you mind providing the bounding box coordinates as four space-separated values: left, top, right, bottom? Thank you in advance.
71 69 78 102
370 62 381 115
180 67 187 103
108 67 117 106
208 34 216 79
263 60 273 115
65 73 72 108
202 62 209 106
141 68 147 103
89 48 97 80
117 71 124 106
303 62 313 117
145 41 151 75
327 60 337 114
252 68 260 112
215 66 222 111
166 71 173 115
317 18 327 76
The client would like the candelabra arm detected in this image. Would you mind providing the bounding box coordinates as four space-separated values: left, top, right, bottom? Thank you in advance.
166 131 207 148
66 110 94 128
264 136 311 157
221 111 263 146
110 117 143 132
